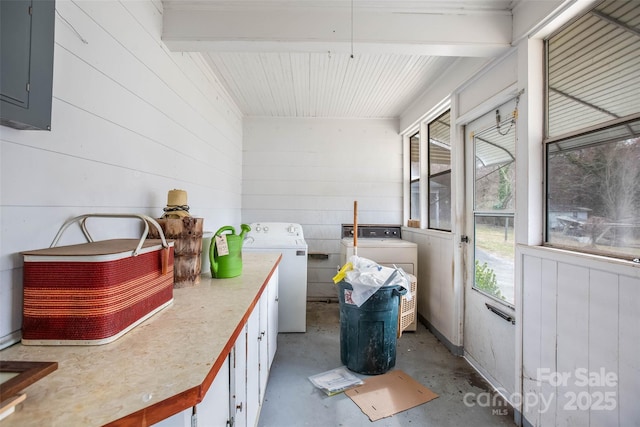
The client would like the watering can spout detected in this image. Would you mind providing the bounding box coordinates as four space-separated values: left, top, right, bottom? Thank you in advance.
240 224 251 239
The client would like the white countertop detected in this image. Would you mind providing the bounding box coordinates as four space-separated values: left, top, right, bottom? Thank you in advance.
0 252 282 427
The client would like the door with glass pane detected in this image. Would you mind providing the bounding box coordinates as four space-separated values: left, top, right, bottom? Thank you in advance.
463 99 517 399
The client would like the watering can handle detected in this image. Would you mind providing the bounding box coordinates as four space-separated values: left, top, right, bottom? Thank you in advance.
215 226 236 236
209 237 218 276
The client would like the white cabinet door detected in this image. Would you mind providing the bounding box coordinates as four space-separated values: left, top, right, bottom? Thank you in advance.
196 355 230 427
258 290 269 405
230 324 247 427
151 408 191 427
152 349 231 427
246 306 260 427
152 268 279 427
267 268 279 369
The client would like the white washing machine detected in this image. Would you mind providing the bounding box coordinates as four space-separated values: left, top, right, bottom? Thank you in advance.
243 223 308 333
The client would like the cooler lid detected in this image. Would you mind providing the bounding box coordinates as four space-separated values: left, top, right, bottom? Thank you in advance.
22 239 173 261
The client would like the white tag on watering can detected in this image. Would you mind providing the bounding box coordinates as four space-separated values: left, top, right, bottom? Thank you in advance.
215 234 229 256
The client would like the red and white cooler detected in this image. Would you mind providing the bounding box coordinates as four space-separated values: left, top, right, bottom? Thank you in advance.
21 214 174 345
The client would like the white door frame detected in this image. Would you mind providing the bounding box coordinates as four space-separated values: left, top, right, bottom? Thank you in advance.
454 84 519 348
454 84 521 406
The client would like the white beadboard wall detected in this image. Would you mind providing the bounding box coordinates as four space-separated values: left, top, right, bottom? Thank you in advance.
0 0 243 347
401 229 457 345
242 117 402 299
519 246 640 427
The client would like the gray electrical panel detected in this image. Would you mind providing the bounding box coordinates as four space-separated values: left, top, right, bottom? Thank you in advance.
1 0 55 130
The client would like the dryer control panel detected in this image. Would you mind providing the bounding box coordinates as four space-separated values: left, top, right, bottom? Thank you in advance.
341 224 402 239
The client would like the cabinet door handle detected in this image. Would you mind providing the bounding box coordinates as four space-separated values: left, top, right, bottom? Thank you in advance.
236 402 243 412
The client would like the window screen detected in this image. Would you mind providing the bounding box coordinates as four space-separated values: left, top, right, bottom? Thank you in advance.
545 0 640 259
428 110 451 231
409 132 420 221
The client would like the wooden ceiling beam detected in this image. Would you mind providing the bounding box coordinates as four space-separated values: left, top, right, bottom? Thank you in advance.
162 4 512 57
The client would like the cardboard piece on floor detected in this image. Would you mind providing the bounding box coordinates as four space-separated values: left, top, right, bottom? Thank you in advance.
345 370 438 421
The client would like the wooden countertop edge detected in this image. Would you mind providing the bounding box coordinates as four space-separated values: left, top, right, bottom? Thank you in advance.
103 387 201 427
104 254 283 427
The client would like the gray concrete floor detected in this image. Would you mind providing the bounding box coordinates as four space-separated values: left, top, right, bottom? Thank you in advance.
258 301 517 427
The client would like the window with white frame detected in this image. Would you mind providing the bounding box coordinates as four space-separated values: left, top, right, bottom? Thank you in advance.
428 110 452 231
544 0 640 260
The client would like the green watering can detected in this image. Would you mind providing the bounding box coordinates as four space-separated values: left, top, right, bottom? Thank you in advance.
210 224 251 278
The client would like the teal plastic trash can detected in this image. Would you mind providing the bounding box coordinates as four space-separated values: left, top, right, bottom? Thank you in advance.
337 281 407 375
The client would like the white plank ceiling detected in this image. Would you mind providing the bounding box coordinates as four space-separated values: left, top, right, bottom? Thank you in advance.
162 0 518 118
203 53 457 118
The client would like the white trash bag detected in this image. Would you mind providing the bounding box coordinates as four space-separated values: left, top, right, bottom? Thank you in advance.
343 255 411 307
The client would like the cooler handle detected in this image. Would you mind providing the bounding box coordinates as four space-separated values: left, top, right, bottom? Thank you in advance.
50 213 169 257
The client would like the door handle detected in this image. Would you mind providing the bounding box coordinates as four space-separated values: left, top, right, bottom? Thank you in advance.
485 303 515 325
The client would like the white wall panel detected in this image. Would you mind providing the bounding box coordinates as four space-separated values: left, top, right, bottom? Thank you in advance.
539 258 558 427
402 229 456 345
589 269 619 427
520 246 640 427
521 254 542 422
618 275 640 424
0 0 243 346
457 51 518 120
242 117 401 299
0 270 21 349
556 262 590 427
61 0 242 146
242 165 401 185
241 179 400 198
